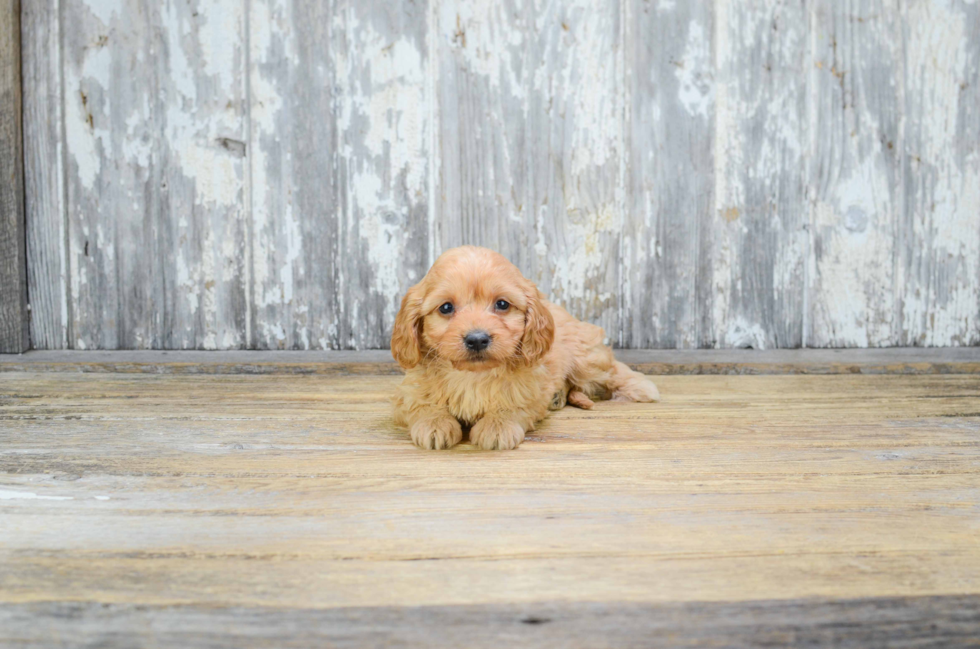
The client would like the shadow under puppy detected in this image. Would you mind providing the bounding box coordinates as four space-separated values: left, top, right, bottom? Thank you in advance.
391 246 660 450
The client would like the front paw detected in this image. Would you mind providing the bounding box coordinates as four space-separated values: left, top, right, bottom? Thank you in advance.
470 417 526 451
410 417 463 450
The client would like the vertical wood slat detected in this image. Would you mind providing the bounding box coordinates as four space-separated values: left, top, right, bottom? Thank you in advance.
807 0 904 347
623 0 713 349
248 0 340 350
334 0 431 349
709 0 807 350
22 0 67 350
0 0 28 353
527 0 624 338
898 0 980 347
433 0 528 262
250 0 430 350
60 0 249 349
436 0 624 339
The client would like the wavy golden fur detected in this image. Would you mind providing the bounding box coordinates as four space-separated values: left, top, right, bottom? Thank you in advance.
391 246 660 450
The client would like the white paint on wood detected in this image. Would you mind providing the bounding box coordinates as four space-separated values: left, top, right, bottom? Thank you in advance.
899 0 980 346
20 0 980 350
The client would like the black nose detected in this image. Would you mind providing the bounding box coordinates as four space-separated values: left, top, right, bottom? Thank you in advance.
464 331 492 352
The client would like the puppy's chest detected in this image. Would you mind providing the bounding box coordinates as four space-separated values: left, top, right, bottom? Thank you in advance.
436 368 546 423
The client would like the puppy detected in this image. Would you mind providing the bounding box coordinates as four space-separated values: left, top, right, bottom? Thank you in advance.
391 246 660 450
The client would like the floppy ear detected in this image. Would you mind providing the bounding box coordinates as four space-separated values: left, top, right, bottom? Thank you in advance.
391 283 425 369
519 288 555 365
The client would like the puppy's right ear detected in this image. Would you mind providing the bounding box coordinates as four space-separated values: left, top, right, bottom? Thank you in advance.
391 283 425 369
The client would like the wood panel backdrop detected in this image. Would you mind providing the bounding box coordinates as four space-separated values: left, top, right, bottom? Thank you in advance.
21 0 980 350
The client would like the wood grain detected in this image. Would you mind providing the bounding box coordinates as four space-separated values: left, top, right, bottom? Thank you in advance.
248 0 340 350
0 370 979 644
623 0 713 349
433 0 528 258
0 0 27 353
18 0 980 350
21 0 68 350
3 596 979 648
334 0 432 349
710 0 807 349
898 0 980 347
60 0 249 349
807 0 904 347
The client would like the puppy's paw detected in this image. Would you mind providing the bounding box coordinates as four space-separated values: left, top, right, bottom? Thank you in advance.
548 389 568 411
470 417 526 451
410 417 463 450
612 378 661 403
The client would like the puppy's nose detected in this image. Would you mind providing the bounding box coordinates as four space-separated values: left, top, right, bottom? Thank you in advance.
463 330 492 352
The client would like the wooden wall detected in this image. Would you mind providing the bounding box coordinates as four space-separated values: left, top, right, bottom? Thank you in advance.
0 0 27 353
21 0 980 350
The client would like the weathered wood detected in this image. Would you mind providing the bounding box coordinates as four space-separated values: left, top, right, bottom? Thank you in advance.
333 0 432 348
434 0 529 259
525 0 624 337
3 596 979 648
622 0 712 349
435 0 624 339
18 0 980 350
807 1 904 347
60 0 249 349
898 0 980 347
248 0 340 350
0 0 27 353
709 0 807 349
0 372 979 644
21 0 67 350
2 348 980 375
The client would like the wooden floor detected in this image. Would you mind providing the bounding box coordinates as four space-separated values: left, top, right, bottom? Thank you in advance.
1 355 979 647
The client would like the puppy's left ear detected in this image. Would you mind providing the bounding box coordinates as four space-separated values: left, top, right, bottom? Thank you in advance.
520 288 555 365
391 283 425 369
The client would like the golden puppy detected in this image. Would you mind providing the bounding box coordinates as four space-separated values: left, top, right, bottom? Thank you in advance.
391 246 660 450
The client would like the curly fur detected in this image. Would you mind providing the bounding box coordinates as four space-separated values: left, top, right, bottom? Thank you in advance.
391 246 660 450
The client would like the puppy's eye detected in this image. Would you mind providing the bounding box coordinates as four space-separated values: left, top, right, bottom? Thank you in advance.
438 302 454 315
495 300 510 311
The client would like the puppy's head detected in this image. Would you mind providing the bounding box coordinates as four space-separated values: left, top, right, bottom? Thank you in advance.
391 246 554 371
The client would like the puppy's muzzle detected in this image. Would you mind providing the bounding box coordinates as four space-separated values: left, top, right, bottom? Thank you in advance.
463 330 492 353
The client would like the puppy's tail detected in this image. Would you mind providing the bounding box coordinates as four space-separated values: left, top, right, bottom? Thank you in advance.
608 361 660 403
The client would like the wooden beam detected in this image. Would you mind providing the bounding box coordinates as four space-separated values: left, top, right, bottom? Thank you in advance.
1 348 978 375
0 0 27 353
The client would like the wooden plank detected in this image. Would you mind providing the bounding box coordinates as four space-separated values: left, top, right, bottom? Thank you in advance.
807 1 904 347
21 0 68 350
435 0 625 337
249 0 430 350
622 0 712 349
525 0 624 336
0 0 27 353
3 595 979 648
899 0 980 346
433 0 528 258
60 0 248 349
0 371 978 646
334 0 432 348
247 0 340 350
2 348 980 375
708 0 808 349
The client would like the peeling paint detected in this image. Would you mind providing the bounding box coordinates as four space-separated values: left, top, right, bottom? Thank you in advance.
27 0 980 351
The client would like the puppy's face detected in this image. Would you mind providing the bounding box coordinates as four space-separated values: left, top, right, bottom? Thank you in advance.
391 247 554 371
